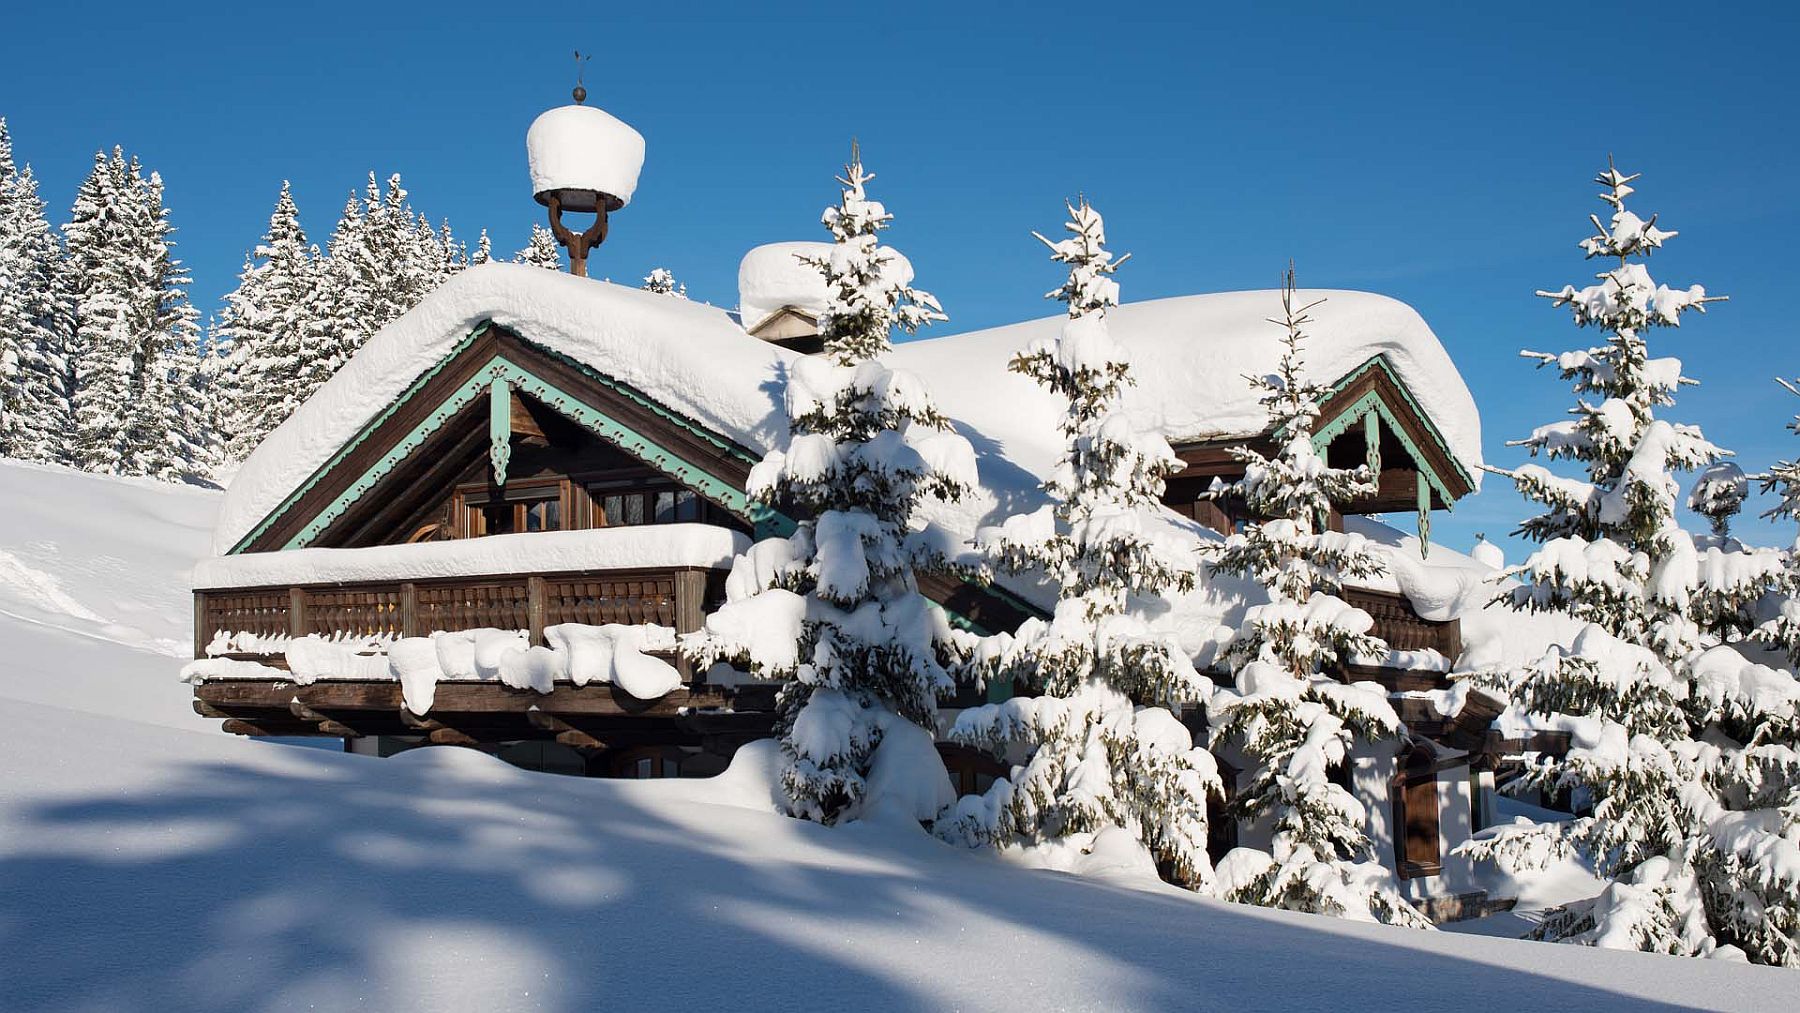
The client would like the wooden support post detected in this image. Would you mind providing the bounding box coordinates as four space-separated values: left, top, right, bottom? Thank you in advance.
673 569 705 634
289 587 308 639
193 591 208 660
1416 470 1432 558
527 575 547 646
400 582 419 638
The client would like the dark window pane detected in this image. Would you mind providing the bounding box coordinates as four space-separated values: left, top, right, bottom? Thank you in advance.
603 495 623 527
654 491 676 524
623 495 644 525
675 490 699 521
525 499 560 532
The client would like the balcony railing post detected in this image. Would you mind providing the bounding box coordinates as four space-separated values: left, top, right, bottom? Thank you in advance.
193 591 208 660
289 587 308 639
400 582 418 638
527 575 547 646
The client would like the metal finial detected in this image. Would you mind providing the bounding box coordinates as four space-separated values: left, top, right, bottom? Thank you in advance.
572 50 590 104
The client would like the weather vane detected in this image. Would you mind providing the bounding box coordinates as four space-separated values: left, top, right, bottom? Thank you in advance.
572 50 591 104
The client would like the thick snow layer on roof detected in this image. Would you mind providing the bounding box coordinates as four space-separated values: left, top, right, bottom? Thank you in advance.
737 241 834 329
194 524 748 589
525 104 645 206
217 265 1480 557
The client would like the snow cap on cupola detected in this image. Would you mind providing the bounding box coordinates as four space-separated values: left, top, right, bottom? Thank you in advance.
527 102 645 212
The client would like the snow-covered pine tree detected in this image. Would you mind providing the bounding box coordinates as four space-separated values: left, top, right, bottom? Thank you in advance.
1459 162 1800 964
513 224 562 271
62 149 206 480
1200 268 1428 927
939 198 1221 887
683 144 974 826
471 229 492 266
214 181 317 462
641 267 687 298
0 118 71 463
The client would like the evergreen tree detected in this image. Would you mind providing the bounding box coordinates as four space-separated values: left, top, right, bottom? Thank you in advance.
940 198 1222 888
641 267 687 298
1201 269 1428 927
472 229 492 266
0 118 71 463
684 145 973 825
62 149 206 480
513 224 562 271
214 181 317 462
1460 162 1799 964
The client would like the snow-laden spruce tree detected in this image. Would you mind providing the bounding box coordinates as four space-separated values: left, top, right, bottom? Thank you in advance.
684 145 974 825
471 229 492 266
937 198 1221 887
1200 269 1428 927
513 224 562 271
62 149 207 481
214 181 320 462
0 118 71 463
641 267 687 298
1460 162 1800 964
313 173 461 374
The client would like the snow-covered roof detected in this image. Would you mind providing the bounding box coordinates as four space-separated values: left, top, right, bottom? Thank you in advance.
195 525 749 590
217 263 1482 557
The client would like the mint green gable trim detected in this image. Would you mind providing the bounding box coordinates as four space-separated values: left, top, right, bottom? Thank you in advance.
230 326 487 553
1329 355 1473 491
279 354 775 550
488 377 512 485
1310 388 1455 509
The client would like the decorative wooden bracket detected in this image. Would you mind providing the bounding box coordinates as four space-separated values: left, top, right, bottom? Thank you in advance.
1364 410 1382 475
545 192 610 278
489 376 512 486
1416 470 1431 558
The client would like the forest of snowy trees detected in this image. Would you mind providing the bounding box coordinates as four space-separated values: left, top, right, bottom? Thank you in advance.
0 119 581 480
4 109 1798 967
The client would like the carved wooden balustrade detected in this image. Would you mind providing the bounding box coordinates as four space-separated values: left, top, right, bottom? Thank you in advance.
194 567 724 664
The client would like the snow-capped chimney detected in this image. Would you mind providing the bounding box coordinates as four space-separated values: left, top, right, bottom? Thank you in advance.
736 241 913 354
526 54 645 278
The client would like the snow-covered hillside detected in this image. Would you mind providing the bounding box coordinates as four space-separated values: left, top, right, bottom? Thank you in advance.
1 461 1794 1010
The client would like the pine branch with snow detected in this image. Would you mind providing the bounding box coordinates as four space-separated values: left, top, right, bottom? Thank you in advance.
938 198 1220 889
683 146 974 827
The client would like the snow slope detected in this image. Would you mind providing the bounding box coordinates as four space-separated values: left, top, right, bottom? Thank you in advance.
0 460 218 729
4 464 1796 1010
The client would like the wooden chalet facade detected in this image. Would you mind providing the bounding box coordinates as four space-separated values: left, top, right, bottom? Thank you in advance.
187 265 1545 906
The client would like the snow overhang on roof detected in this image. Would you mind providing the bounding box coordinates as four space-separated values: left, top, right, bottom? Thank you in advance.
216 264 1482 557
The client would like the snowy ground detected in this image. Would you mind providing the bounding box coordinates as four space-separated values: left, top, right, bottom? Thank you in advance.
2 460 1795 1011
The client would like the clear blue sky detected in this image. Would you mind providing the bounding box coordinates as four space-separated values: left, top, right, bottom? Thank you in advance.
4 1 1797 558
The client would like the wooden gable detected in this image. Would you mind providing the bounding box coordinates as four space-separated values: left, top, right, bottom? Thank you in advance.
229 321 1039 636
1163 355 1474 543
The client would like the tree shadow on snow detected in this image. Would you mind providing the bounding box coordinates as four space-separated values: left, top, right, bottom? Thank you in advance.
0 741 1758 1012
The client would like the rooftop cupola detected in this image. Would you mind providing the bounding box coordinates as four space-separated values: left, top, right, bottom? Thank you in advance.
526 54 645 277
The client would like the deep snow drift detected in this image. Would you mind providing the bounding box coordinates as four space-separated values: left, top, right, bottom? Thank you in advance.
2 461 1795 1010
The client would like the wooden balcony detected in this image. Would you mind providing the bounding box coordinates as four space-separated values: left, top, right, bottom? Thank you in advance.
194 565 726 663
1342 585 1461 660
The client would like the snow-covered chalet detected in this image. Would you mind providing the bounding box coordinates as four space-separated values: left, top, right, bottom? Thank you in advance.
184 98 1569 918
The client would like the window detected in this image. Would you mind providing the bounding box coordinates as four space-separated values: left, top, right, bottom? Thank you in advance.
459 484 564 538
590 481 713 529
612 747 684 779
